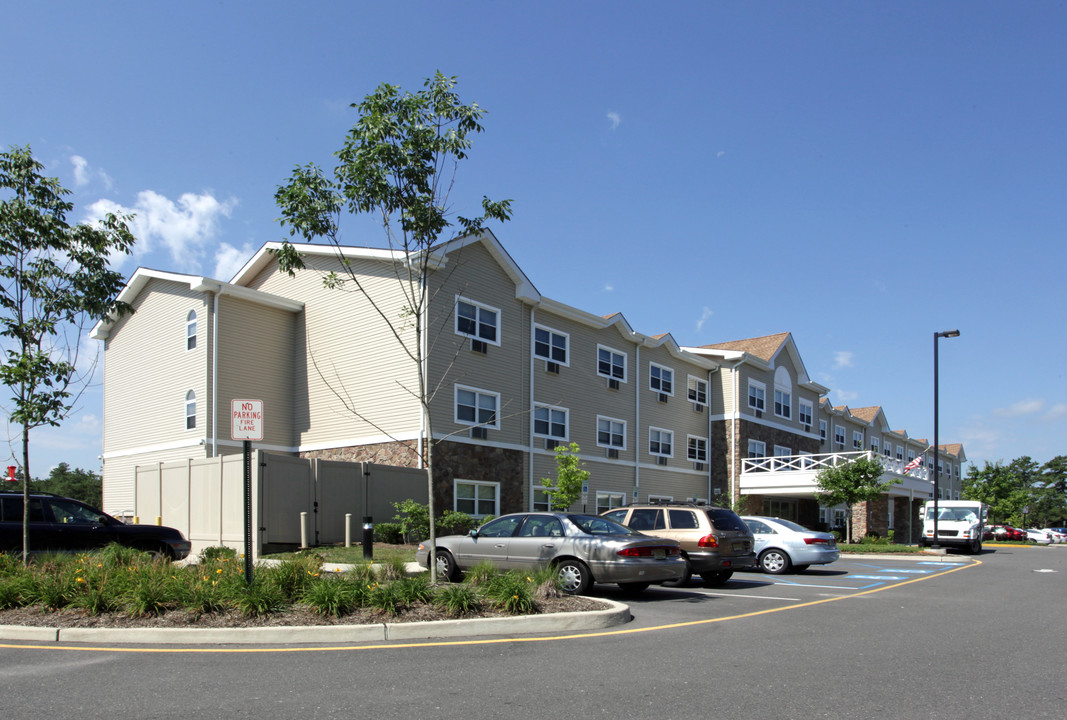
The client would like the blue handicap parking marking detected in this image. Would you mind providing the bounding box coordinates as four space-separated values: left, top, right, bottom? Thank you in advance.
884 568 932 574
849 574 908 581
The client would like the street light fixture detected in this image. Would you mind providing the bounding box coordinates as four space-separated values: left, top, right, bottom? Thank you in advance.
931 329 961 550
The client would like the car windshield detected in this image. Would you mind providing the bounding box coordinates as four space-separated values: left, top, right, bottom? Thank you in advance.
769 518 813 533
704 508 748 532
567 514 638 535
925 507 977 522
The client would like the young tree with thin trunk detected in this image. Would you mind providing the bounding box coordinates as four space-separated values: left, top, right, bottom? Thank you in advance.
0 145 135 562
272 73 511 581
814 455 892 544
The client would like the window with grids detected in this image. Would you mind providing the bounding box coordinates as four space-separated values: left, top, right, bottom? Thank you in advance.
455 385 499 428
186 310 197 350
454 480 498 517
820 419 828 442
597 416 626 449
687 376 707 405
799 400 813 426
649 363 673 395
748 381 766 412
834 425 845 445
185 390 196 430
748 439 767 458
774 389 791 419
455 297 499 344
687 436 708 463
534 325 568 364
853 431 864 449
534 404 568 440
649 428 673 457
597 345 626 381
596 491 626 514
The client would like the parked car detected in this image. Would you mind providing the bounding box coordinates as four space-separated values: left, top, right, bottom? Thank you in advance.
1025 528 1051 544
415 512 686 594
1047 528 1067 543
601 503 755 586
741 516 840 574
1001 526 1027 542
0 491 191 560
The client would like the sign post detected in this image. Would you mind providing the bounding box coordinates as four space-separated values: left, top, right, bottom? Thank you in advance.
232 400 264 585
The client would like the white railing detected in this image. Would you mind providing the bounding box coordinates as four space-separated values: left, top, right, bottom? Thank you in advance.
742 450 930 481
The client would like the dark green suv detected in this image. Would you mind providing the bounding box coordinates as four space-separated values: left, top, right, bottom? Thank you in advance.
0 492 191 560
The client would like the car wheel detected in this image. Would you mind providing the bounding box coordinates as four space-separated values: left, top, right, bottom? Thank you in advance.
617 582 650 594
435 550 460 582
142 545 173 561
759 548 791 574
661 557 692 587
791 564 810 573
699 570 733 586
556 558 593 595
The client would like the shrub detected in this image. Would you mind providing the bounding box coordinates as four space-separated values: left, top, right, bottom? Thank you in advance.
123 565 175 617
394 575 434 604
438 511 477 536
199 545 238 563
232 580 285 617
484 571 536 614
375 556 409 583
302 576 357 617
266 555 322 601
373 522 403 544
392 499 430 544
435 583 482 617
461 561 498 586
367 582 404 616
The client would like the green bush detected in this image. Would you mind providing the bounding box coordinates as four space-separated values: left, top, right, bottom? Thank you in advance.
484 572 536 614
373 522 403 544
232 580 285 618
266 555 322 601
438 511 477 536
434 583 481 617
302 576 358 617
394 575 434 604
199 545 238 563
392 499 430 544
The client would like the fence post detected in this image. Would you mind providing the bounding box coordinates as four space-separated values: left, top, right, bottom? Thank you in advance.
345 513 352 547
300 511 309 549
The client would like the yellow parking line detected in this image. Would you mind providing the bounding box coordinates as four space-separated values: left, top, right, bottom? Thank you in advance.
0 560 979 654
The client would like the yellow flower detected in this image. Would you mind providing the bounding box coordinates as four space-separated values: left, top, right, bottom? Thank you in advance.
76 577 85 583
216 568 223 574
513 594 519 600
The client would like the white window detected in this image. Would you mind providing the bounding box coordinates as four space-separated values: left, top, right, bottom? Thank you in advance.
853 431 864 449
687 436 708 463
454 385 499 429
186 310 197 351
897 447 904 461
773 445 791 469
596 491 626 514
799 399 813 426
870 437 880 453
748 439 766 458
773 367 792 419
649 363 674 395
773 389 791 419
648 494 673 504
687 376 708 405
649 427 673 457
597 345 627 381
834 425 845 446
596 416 626 449
534 325 568 365
455 296 500 345
884 442 893 458
532 487 550 512
533 404 568 440
185 390 196 430
819 419 828 442
454 479 498 518
748 380 766 413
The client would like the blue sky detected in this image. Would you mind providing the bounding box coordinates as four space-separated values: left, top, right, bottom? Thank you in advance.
3 1 1065 478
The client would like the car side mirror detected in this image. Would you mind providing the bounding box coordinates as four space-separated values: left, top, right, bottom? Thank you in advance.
469 529 479 538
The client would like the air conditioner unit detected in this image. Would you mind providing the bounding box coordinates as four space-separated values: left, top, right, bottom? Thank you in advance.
470 426 487 439
471 339 488 354
693 403 704 413
545 439 560 450
658 393 669 403
755 409 763 419
546 361 560 374
656 456 668 466
606 448 619 459
607 378 620 391
693 462 704 471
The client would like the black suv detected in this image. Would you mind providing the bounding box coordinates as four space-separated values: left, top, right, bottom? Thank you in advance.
0 492 191 560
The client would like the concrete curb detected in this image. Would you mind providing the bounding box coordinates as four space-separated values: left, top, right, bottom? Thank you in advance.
838 552 978 562
0 598 631 646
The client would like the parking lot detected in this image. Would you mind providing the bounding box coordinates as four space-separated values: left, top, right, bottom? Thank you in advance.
613 554 976 629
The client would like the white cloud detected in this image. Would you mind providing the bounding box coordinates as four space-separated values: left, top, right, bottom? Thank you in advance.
833 351 854 369
85 190 237 273
992 398 1044 418
606 111 621 130
214 242 254 281
71 156 90 187
696 306 713 332
1043 403 1067 421
603 284 614 292
717 151 725 158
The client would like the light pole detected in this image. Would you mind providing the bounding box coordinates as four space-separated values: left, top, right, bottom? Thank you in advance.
932 329 960 549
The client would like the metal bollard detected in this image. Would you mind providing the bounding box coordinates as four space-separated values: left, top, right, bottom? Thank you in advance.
345 513 352 548
300 511 309 549
362 516 373 561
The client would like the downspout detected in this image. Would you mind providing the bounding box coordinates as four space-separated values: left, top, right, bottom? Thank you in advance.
211 291 219 457
730 360 741 507
528 306 536 510
707 367 715 503
419 271 427 469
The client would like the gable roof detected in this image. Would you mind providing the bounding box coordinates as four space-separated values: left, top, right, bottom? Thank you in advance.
700 332 791 362
685 332 827 394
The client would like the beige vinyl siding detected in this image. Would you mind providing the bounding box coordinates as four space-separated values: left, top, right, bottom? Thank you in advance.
213 295 298 450
244 252 421 449
102 279 210 454
427 243 531 447
639 347 710 469
101 445 211 516
532 311 638 462
633 467 709 503
711 365 733 415
534 454 637 512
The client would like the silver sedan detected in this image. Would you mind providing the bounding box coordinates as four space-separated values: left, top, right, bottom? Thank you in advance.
741 516 840 574
415 512 686 594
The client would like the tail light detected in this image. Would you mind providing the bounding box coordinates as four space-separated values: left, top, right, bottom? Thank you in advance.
697 534 719 548
804 537 830 545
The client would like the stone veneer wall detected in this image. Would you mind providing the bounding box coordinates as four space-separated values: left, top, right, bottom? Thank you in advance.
302 440 420 467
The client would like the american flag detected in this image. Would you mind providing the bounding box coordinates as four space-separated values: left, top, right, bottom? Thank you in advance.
903 455 923 475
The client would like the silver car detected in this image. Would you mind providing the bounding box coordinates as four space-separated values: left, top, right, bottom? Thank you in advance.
415 512 686 594
741 516 840 574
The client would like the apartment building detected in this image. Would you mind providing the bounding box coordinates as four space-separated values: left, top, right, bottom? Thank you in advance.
93 232 965 540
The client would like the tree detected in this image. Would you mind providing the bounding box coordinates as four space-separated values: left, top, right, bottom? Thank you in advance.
272 73 511 581
814 456 893 543
0 145 134 562
541 443 589 511
962 460 1027 524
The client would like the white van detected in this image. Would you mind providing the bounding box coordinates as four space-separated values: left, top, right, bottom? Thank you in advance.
919 500 987 553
